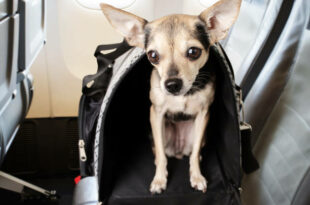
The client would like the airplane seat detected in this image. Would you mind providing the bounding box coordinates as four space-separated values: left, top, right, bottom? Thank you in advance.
0 0 46 165
208 0 310 204
242 27 310 205
0 0 21 166
228 1 310 205
0 0 56 199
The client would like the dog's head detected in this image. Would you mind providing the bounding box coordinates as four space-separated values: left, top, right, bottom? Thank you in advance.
100 0 241 95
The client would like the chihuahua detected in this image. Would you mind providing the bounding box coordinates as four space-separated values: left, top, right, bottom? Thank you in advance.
100 0 241 194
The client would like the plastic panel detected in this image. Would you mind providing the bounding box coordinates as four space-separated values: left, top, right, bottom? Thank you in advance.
0 13 19 165
0 13 34 164
0 0 9 20
0 0 18 20
0 74 33 160
0 14 19 112
0 17 12 109
19 0 46 71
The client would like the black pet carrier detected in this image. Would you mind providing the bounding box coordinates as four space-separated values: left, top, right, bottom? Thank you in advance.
73 40 259 205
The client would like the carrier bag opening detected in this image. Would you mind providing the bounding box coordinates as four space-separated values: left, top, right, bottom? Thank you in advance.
97 46 242 205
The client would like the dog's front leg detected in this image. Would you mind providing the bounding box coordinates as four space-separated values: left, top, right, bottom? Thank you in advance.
190 110 209 193
150 105 167 194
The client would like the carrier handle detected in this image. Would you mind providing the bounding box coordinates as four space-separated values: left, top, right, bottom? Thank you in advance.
94 39 132 64
236 86 259 174
240 122 259 174
82 39 132 96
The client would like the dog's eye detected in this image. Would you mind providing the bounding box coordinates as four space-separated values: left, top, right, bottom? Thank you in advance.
147 50 160 64
187 47 202 60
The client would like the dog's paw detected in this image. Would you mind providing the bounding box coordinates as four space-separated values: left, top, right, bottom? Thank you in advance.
190 173 207 193
150 176 167 194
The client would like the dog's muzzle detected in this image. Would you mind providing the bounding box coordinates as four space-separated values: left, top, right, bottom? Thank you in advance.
165 78 183 95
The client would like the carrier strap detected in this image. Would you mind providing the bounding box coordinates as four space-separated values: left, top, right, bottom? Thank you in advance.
82 40 132 96
240 122 260 174
240 0 294 100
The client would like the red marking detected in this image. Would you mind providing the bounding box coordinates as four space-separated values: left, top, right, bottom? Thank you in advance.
74 175 81 184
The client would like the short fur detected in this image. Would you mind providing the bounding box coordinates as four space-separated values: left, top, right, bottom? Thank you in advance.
100 0 242 194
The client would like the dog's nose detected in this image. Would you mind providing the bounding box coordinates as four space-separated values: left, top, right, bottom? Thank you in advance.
165 78 183 94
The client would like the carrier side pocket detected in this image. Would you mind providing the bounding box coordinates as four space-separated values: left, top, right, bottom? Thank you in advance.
78 40 132 177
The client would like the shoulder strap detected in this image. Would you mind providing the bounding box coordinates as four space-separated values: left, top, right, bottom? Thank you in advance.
240 1 294 100
82 39 132 97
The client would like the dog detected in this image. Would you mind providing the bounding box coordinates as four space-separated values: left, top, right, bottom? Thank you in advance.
100 0 241 194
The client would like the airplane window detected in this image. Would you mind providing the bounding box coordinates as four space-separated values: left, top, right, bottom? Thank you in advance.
76 0 136 10
199 0 219 7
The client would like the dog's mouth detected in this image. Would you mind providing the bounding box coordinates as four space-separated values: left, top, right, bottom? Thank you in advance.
162 86 189 96
165 111 195 122
160 67 214 96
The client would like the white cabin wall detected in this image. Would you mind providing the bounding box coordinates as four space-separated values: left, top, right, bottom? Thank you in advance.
27 0 154 118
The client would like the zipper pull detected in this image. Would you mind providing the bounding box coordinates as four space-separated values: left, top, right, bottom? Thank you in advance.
79 140 87 162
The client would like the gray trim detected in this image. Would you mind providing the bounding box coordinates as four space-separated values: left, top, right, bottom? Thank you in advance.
93 48 145 177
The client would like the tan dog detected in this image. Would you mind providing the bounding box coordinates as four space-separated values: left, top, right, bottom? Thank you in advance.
100 0 241 194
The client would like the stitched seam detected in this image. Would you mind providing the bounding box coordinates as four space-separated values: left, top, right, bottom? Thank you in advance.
264 162 291 204
255 174 278 205
278 127 310 164
283 104 310 131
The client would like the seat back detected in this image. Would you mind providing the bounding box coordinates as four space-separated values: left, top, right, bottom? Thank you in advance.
0 0 19 164
241 1 310 204
0 0 45 165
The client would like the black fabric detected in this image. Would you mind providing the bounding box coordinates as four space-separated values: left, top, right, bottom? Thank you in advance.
98 48 242 204
240 123 259 174
77 41 260 204
210 46 241 186
240 0 294 100
78 40 132 176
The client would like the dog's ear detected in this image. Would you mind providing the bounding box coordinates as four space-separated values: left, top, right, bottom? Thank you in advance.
199 0 241 44
100 3 147 48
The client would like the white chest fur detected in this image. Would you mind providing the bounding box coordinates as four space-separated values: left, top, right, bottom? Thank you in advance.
149 69 215 158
